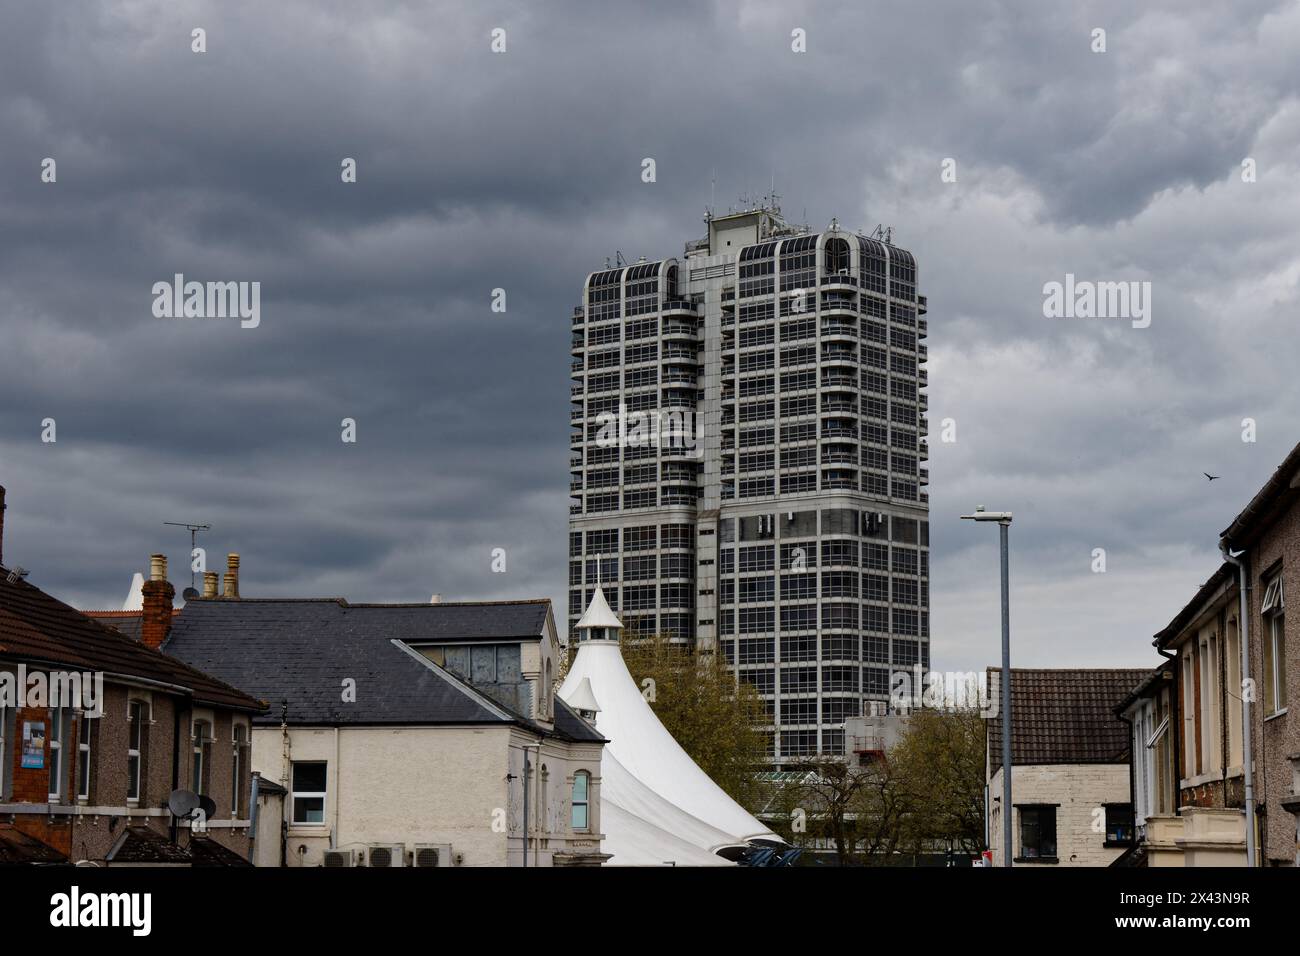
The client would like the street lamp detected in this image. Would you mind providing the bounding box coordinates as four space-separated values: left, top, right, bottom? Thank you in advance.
961 506 1013 868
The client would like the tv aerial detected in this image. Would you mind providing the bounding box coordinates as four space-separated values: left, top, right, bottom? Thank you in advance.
164 521 211 596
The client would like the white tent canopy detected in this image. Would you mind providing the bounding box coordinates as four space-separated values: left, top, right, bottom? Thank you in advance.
560 586 783 865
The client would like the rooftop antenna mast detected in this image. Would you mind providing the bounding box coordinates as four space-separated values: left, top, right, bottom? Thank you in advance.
163 521 211 592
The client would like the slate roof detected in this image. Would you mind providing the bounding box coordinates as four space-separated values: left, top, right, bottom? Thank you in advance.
0 567 265 713
163 597 604 743
986 668 1149 772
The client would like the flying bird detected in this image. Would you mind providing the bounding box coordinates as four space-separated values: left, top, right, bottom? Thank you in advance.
1204 472 1220 481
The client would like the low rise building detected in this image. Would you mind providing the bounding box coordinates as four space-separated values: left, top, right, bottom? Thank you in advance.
0 487 265 865
161 580 608 867
985 668 1146 867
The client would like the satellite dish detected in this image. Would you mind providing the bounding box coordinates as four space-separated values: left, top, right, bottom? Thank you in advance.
198 795 217 821
182 587 200 601
168 789 200 819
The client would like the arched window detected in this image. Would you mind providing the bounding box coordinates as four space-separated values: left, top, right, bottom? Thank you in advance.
571 771 590 831
824 237 851 275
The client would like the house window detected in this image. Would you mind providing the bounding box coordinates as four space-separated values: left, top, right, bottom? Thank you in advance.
291 761 327 824
571 771 590 831
1261 574 1287 717
1105 804 1134 845
1017 805 1057 861
127 701 145 802
232 724 248 818
77 714 95 802
48 707 69 801
192 720 212 795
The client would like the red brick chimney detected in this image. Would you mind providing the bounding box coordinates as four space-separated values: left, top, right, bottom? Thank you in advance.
140 553 176 650
0 484 7 568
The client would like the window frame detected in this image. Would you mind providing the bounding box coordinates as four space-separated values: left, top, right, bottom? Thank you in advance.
48 707 68 802
1261 573 1287 717
291 760 328 826
571 770 591 832
1016 804 1058 862
77 712 94 802
126 700 145 803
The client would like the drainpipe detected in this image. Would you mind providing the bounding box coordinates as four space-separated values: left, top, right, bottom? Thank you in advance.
1221 544 1257 867
522 747 531 867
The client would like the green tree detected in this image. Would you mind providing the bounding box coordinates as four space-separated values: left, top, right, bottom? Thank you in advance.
618 633 769 810
890 707 987 856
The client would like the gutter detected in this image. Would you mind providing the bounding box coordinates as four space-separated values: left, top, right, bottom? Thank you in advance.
1220 543 1257 867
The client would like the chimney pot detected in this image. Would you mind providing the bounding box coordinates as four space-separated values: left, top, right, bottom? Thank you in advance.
223 553 240 599
149 553 167 582
202 571 219 599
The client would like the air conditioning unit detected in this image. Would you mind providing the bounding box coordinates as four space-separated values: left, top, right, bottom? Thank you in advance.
411 844 454 868
322 849 356 868
366 844 405 868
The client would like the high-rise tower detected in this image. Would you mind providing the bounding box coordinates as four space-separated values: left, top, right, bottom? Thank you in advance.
568 202 929 766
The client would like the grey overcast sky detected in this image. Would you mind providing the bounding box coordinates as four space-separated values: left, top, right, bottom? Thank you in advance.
2 0 1298 674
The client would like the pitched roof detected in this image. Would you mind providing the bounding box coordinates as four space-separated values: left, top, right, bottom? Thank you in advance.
0 825 67 865
0 567 265 713
164 597 603 742
1220 439 1300 548
986 668 1150 771
187 837 253 867
1153 562 1234 649
106 827 192 864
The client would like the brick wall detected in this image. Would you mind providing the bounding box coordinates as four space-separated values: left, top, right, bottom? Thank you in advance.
1247 499 1300 865
989 763 1131 867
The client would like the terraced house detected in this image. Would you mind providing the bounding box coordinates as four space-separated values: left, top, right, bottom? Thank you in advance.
0 487 265 866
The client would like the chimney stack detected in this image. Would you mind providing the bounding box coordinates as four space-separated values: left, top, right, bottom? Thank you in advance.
140 553 176 650
0 484 6 568
223 553 240 598
202 571 219 599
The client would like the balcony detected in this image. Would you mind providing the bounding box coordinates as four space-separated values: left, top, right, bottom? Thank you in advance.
572 306 585 327
663 320 700 340
821 469 858 490
821 346 857 365
917 294 927 316
820 400 857 415
821 318 858 339
821 419 858 440
821 272 858 288
820 373 858 390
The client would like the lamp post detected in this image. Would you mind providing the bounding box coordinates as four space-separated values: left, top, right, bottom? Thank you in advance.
962 506 1013 867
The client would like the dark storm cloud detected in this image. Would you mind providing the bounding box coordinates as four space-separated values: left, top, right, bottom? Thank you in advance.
2 0 1299 671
